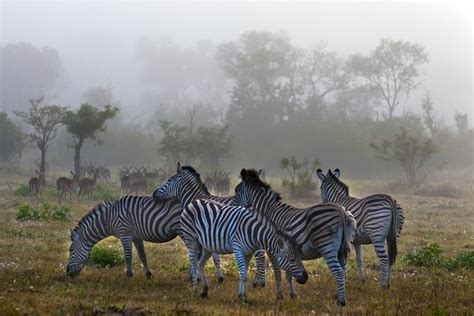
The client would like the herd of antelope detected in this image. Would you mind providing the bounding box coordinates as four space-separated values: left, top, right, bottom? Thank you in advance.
27 164 232 202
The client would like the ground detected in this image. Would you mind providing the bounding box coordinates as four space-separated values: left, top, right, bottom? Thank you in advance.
0 173 473 315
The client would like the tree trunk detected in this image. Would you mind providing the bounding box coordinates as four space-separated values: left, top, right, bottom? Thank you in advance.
40 147 46 174
74 138 84 178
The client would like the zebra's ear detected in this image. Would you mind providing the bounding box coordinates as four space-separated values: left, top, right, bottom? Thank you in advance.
177 162 183 173
240 168 248 180
333 169 341 178
316 169 325 182
258 169 264 175
70 229 79 241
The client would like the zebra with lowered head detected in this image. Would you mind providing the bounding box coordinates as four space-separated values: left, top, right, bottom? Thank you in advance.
316 168 405 288
235 169 355 306
66 195 224 281
152 163 267 287
181 198 308 300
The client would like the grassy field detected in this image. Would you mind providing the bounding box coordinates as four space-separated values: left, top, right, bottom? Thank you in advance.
0 172 473 315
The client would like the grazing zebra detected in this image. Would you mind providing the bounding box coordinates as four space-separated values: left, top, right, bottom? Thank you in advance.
181 199 308 300
317 169 404 289
66 196 223 280
235 169 355 305
152 163 267 287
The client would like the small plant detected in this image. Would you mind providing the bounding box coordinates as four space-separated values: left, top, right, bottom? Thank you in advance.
404 243 474 271
280 156 321 199
16 203 41 220
90 244 125 267
91 185 118 201
16 203 71 221
14 184 30 197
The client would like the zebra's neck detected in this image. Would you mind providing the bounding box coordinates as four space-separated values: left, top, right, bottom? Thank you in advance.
178 182 211 208
73 204 112 247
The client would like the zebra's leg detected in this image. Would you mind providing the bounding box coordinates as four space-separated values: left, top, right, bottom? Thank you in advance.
133 239 152 279
252 250 266 288
120 235 134 277
233 245 251 301
373 238 390 289
211 253 224 284
183 238 200 293
268 254 283 299
198 250 213 298
323 250 346 306
286 271 297 298
354 243 366 284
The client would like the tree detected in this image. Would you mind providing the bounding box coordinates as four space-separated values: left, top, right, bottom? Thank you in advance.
280 156 321 199
62 104 120 176
0 112 25 165
350 38 429 119
83 85 116 107
14 97 66 173
370 127 437 185
454 112 468 135
1 43 64 112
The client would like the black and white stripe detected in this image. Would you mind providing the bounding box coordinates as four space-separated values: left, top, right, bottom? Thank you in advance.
181 199 308 299
152 163 266 286
235 169 355 306
316 168 405 288
66 195 222 280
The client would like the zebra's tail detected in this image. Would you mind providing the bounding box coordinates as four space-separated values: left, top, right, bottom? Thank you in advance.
338 205 355 260
387 197 399 266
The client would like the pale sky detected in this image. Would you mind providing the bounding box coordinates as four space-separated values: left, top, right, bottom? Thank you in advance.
1 1 472 123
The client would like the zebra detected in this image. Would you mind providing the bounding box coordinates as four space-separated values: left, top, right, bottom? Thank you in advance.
316 169 405 289
181 199 308 300
234 169 355 305
152 163 267 287
66 195 223 281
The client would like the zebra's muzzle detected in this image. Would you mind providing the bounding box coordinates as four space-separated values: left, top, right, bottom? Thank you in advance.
295 271 308 284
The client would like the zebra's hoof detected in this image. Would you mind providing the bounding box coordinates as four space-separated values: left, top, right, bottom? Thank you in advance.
217 276 224 284
126 272 133 277
360 277 366 284
252 281 265 288
337 299 346 306
382 283 390 289
200 292 208 298
276 293 283 300
238 294 247 302
146 271 152 280
290 293 297 299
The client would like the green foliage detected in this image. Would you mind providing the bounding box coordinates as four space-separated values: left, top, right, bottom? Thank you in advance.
90 185 118 201
0 112 25 165
90 244 125 267
16 203 71 221
280 156 321 199
158 119 231 169
371 127 438 184
404 243 474 271
14 184 29 197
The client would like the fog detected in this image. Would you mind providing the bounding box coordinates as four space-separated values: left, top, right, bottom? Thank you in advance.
0 1 472 179
1 1 471 119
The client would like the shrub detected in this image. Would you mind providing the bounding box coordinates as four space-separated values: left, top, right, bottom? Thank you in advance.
14 184 29 197
90 244 125 267
16 203 71 221
404 243 474 271
16 203 41 220
91 185 118 201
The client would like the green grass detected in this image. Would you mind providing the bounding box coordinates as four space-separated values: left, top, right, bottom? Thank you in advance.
0 177 473 314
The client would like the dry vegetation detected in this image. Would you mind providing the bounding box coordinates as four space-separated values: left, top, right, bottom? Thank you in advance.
0 171 473 315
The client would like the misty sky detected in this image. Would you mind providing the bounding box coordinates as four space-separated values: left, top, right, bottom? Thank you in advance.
1 1 472 123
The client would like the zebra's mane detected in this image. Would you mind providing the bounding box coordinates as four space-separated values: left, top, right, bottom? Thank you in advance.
182 165 210 195
72 200 114 235
327 170 349 195
244 169 282 201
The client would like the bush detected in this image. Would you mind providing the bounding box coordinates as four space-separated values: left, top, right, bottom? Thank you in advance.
90 244 125 267
16 203 71 221
91 185 118 201
404 243 474 271
14 184 30 197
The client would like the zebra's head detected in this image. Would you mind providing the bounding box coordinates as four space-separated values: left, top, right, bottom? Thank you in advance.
235 168 280 208
271 231 308 285
66 228 91 277
316 168 348 202
153 162 208 203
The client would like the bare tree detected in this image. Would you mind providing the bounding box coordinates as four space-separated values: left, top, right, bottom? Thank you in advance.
350 38 429 119
15 97 66 173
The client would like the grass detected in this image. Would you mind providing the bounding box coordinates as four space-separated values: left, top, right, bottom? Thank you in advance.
0 174 473 314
